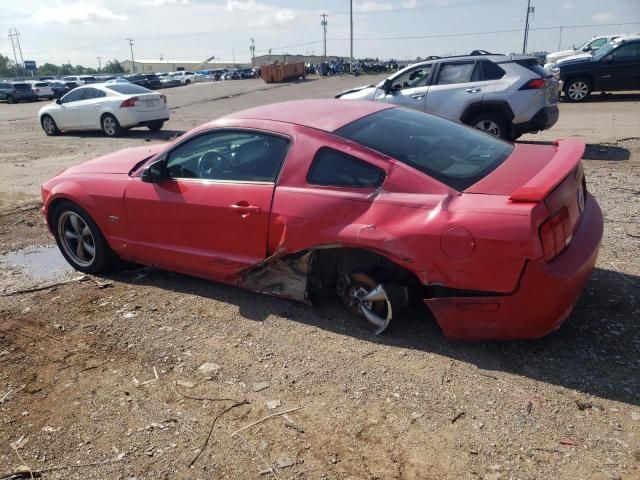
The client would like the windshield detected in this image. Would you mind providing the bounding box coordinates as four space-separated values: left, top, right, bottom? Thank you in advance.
592 42 616 61
335 108 513 191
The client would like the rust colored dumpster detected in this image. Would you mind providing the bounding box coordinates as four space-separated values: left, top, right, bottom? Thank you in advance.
261 62 306 83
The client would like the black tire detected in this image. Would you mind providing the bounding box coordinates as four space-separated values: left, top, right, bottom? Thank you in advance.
564 78 591 102
6 95 14 104
147 121 164 132
468 112 511 140
185 79 191 85
101 113 124 137
50 200 116 274
41 115 61 136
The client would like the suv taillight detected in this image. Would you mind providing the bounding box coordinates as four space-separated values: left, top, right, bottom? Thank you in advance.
539 206 571 261
519 78 546 90
120 96 139 108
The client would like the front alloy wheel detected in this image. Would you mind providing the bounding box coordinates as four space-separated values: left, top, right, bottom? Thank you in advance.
41 115 60 136
101 114 123 137
565 79 591 102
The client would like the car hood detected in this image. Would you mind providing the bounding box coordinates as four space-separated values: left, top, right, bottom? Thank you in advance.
546 49 577 61
557 56 592 68
63 144 166 175
556 52 591 65
336 85 376 98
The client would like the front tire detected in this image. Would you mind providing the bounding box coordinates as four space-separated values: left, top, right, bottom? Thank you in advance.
101 114 124 137
41 115 61 136
6 95 14 104
185 79 191 85
468 113 511 140
147 121 164 132
51 201 116 274
564 78 591 102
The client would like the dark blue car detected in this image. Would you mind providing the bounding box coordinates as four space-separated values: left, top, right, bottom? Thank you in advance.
0 82 38 104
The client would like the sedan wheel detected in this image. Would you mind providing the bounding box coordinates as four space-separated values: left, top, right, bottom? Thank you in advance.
52 201 116 273
41 115 60 136
101 114 123 137
565 79 591 102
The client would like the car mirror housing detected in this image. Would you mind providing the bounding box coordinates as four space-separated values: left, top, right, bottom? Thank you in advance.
382 78 392 93
142 160 167 183
582 45 592 52
56 98 62 105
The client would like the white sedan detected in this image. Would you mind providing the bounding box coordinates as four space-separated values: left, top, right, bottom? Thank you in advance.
38 83 170 137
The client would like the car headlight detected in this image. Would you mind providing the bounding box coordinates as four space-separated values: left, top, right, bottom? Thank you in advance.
551 67 560 80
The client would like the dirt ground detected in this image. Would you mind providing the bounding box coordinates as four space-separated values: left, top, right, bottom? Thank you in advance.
0 76 639 480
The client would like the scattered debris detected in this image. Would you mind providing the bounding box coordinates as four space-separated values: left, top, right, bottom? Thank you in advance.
560 438 578 446
266 399 281 410
1 275 88 296
276 457 295 469
176 380 195 389
198 362 221 375
231 406 304 438
526 401 533 414
576 400 593 411
252 381 270 392
451 412 466 424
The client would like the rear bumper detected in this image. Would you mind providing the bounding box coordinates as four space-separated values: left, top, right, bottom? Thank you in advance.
116 107 170 128
425 193 603 341
514 105 559 136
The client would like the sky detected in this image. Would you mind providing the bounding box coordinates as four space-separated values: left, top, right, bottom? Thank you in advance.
1 0 639 68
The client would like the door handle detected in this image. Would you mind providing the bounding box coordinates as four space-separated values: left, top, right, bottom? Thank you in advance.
410 94 425 99
465 88 482 93
230 202 261 216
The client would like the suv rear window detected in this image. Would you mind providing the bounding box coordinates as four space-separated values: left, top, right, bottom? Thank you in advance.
13 83 31 90
335 108 513 191
514 59 549 77
34 82 49 87
105 84 152 94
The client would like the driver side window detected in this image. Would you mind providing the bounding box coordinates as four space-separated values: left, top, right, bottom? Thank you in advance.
391 65 431 90
61 88 86 104
588 38 608 50
166 131 290 182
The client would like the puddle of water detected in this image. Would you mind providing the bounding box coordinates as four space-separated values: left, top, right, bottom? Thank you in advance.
1 245 73 281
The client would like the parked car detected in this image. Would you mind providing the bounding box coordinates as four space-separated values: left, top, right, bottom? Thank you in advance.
125 74 162 90
157 73 181 88
38 83 170 137
40 76 56 81
170 71 196 85
544 34 626 71
40 99 602 341
27 81 55 100
61 75 97 85
0 81 38 103
336 54 559 140
49 81 79 99
105 78 130 85
557 35 640 101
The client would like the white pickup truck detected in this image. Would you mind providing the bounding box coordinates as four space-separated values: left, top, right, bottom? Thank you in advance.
544 34 627 71
170 71 196 85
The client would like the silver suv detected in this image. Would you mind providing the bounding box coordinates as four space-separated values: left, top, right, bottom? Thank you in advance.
336 54 559 140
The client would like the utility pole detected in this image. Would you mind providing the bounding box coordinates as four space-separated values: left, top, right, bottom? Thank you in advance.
232 48 236 67
557 26 563 50
250 38 256 67
268 48 272 64
7 30 20 76
522 0 534 54
126 38 136 72
320 13 328 63
97 56 102 71
349 0 354 74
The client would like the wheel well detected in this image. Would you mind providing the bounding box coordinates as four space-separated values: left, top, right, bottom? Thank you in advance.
308 247 422 295
563 75 593 89
459 102 514 125
46 197 72 227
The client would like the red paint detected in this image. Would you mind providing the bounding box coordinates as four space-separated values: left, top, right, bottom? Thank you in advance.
41 100 604 341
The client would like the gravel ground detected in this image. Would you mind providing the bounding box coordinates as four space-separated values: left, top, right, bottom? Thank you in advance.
0 76 639 480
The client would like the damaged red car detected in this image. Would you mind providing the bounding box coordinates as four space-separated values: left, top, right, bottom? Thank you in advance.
41 100 603 340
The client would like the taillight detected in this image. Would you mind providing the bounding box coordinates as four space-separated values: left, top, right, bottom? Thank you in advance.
539 206 571 261
160 94 167 104
120 96 139 108
519 78 546 90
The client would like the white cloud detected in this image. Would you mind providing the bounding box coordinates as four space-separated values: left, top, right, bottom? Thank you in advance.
354 1 394 13
592 12 616 22
402 0 419 8
31 2 127 24
142 0 188 5
561 2 574 10
226 0 296 27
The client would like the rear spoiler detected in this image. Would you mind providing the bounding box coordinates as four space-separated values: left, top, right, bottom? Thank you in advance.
509 138 585 202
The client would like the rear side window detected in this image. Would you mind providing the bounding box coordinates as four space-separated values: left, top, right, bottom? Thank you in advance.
307 148 385 188
105 84 152 94
436 62 480 85
83 88 106 100
336 108 513 191
480 61 506 80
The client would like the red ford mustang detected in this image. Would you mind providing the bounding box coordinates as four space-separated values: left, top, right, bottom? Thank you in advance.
41 100 603 340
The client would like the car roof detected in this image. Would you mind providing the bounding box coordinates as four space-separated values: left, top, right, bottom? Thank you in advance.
224 99 395 132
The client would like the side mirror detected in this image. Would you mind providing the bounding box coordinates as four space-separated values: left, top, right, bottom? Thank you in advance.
383 78 392 93
582 45 592 52
141 160 167 183
56 98 62 105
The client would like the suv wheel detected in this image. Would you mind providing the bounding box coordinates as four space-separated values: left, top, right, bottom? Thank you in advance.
564 78 591 102
6 95 15 104
469 113 510 140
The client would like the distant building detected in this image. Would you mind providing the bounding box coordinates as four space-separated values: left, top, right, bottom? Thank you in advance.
253 54 348 65
121 59 250 73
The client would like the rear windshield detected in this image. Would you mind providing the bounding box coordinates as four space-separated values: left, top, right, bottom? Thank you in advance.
13 83 31 90
34 82 49 87
105 84 152 95
514 59 549 77
80 76 96 81
335 108 513 191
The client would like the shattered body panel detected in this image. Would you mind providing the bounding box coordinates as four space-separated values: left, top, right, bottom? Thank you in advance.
41 100 603 341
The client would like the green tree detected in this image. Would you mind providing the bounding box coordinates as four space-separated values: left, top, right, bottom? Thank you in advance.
103 59 125 74
0 53 16 77
37 63 60 76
